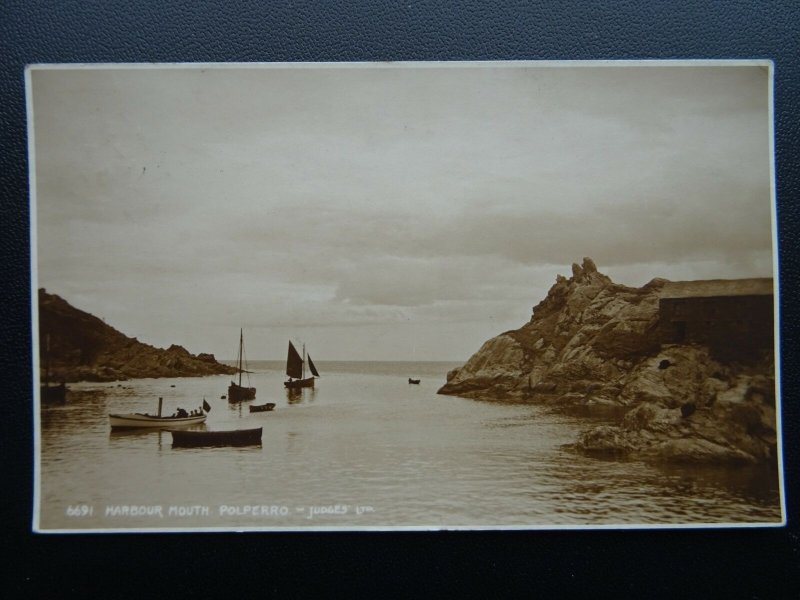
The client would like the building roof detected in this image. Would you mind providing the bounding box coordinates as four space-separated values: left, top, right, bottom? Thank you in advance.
659 278 774 299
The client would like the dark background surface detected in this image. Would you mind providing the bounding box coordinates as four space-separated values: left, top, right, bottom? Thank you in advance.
1 1 798 596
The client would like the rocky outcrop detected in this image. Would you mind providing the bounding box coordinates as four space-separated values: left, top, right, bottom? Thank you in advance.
437 259 777 465
440 257 663 401
38 289 238 382
439 335 527 398
573 350 777 464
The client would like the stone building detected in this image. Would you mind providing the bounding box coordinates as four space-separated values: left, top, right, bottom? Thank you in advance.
658 278 774 360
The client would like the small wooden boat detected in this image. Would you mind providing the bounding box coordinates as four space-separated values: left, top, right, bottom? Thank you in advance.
408 378 420 385
284 340 320 388
249 402 276 413
109 397 210 429
169 427 262 448
109 412 206 429
228 328 256 402
41 382 68 403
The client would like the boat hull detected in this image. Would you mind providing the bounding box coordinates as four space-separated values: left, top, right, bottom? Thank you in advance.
169 427 262 448
284 377 314 389
109 413 207 429
41 383 67 403
228 382 256 402
408 379 420 385
249 403 276 413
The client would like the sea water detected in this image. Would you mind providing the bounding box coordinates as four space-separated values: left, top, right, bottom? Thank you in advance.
36 361 782 531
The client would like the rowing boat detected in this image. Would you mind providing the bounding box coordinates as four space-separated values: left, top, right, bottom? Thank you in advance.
169 427 262 448
109 397 210 429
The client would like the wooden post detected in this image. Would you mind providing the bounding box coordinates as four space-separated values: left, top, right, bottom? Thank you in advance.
158 397 163 417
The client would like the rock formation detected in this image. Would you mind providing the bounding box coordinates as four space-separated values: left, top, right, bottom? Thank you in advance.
438 259 777 465
38 289 238 382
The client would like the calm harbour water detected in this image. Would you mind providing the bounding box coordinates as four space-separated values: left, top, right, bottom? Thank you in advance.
37 361 782 531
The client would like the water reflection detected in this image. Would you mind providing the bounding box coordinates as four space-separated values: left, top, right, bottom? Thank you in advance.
285 430 301 453
108 427 165 440
108 423 209 453
105 427 168 450
285 387 317 404
654 462 781 507
108 423 208 437
227 401 246 415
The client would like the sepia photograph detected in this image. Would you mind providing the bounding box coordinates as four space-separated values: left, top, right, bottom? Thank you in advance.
28 61 783 532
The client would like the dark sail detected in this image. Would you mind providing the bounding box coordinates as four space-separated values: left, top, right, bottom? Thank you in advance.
286 341 304 379
307 354 320 377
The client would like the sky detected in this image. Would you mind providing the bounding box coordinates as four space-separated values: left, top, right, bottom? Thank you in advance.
29 62 775 362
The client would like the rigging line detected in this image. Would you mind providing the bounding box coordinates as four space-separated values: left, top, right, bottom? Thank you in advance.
242 335 251 387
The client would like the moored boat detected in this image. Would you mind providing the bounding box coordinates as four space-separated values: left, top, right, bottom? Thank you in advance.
169 427 262 448
109 397 210 429
228 328 256 402
41 382 68 403
249 402 276 413
284 340 320 388
408 378 420 384
109 412 207 429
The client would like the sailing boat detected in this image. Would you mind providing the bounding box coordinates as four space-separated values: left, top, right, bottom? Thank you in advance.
228 328 256 402
284 340 320 389
40 333 66 404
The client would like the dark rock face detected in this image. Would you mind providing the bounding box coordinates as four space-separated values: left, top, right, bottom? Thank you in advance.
38 289 238 382
575 379 777 464
436 259 777 465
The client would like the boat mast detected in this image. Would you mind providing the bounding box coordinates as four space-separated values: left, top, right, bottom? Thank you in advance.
302 343 306 380
44 333 51 388
238 328 243 387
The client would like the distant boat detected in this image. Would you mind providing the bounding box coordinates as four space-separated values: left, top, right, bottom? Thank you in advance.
249 402 276 413
284 341 320 389
109 397 210 429
169 427 262 448
228 328 256 402
408 378 420 385
41 382 67 404
40 333 67 403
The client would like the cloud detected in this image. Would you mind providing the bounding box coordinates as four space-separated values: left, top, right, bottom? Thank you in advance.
31 64 775 359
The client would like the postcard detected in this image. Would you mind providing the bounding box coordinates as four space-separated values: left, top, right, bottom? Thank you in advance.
28 61 784 532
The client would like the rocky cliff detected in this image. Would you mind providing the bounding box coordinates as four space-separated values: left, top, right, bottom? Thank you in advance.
438 259 777 465
38 289 238 382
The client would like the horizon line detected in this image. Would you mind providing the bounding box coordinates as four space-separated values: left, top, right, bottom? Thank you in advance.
219 358 466 363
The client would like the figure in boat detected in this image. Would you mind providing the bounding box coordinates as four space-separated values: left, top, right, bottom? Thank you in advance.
228 328 256 402
284 340 320 389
